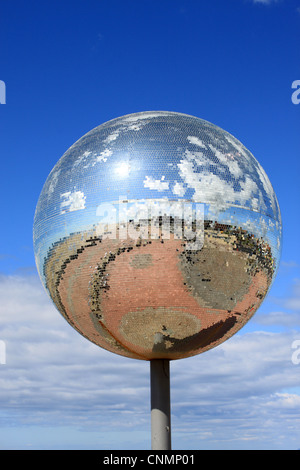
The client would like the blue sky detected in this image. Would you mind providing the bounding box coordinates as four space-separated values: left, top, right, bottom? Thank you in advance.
0 0 299 450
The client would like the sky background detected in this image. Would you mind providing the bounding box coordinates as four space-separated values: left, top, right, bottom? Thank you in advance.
0 0 299 450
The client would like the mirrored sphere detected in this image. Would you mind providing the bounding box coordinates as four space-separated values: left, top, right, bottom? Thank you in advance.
33 111 282 360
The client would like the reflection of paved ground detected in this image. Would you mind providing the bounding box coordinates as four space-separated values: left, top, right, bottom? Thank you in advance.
44 224 273 360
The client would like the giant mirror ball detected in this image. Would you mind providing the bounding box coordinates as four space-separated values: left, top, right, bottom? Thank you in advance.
33 111 282 360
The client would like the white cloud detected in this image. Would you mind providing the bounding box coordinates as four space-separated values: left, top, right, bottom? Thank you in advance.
47 169 61 195
178 158 238 212
271 277 300 313
143 175 169 192
119 112 173 133
176 142 280 226
123 112 170 123
173 181 186 197
266 393 300 409
254 311 300 328
284 279 300 311
104 131 119 144
60 190 86 213
281 261 299 269
252 0 279 4
187 135 207 148
95 148 112 163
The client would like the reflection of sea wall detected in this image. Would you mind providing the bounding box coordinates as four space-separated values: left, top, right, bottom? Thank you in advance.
43 229 107 310
43 221 275 359
179 222 274 318
43 231 92 331
203 220 275 278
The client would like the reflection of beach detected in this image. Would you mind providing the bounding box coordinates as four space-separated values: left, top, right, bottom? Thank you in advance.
43 222 274 360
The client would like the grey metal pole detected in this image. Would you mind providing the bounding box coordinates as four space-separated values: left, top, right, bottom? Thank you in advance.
150 359 171 450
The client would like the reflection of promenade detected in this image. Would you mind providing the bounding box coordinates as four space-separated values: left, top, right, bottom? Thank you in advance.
43 220 275 360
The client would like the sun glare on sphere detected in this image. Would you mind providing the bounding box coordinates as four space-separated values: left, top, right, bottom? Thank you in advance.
116 161 130 177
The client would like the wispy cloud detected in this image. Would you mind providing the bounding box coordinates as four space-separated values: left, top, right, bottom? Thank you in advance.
284 279 300 310
254 311 300 327
60 191 86 214
143 175 169 192
281 260 299 269
270 277 300 312
251 0 279 4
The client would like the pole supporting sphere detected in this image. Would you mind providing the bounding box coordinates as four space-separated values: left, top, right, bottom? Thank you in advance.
150 359 171 450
